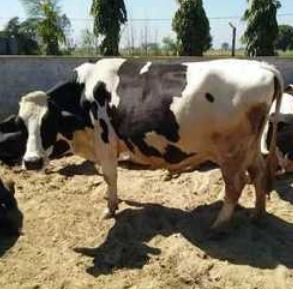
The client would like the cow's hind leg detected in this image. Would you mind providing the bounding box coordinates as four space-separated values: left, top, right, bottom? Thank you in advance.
212 164 246 230
248 154 268 219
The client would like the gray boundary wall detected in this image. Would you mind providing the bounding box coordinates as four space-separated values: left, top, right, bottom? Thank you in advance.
0 56 293 119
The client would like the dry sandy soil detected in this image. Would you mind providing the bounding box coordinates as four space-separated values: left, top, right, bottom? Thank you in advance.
1 155 293 289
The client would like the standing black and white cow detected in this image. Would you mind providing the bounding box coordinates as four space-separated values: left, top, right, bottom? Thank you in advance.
17 58 283 229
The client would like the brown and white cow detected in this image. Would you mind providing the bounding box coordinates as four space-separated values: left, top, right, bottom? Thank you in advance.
16 58 283 230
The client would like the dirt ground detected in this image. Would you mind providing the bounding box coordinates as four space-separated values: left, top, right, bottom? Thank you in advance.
1 155 293 289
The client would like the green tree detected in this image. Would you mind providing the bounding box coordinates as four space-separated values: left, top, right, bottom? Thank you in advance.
162 36 178 56
21 0 71 55
172 0 212 56
242 0 281 56
91 0 127 56
276 24 293 51
2 17 40 54
80 29 100 56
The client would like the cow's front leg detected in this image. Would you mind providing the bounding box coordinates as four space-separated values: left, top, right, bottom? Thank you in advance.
95 154 119 219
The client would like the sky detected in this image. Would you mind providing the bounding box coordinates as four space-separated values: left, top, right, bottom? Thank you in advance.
0 0 293 48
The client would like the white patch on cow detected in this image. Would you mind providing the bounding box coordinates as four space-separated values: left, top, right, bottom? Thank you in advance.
82 58 127 106
140 62 152 74
75 62 95 84
19 91 49 162
168 60 280 153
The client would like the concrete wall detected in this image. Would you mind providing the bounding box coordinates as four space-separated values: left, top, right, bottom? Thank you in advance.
0 56 293 119
0 56 93 119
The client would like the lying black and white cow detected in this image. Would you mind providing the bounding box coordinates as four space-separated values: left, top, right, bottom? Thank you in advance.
16 58 283 229
0 115 72 165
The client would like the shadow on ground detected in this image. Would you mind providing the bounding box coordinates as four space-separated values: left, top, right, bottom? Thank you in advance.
275 174 293 204
57 159 218 178
57 161 98 177
0 204 23 257
74 200 293 276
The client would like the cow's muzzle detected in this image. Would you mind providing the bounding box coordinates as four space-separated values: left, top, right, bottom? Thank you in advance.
23 157 44 171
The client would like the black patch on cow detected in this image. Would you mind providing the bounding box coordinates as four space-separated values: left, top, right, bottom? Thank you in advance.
205 93 215 103
41 101 59 149
99 118 109 143
0 115 20 133
131 137 162 157
164 145 196 164
48 73 85 115
113 60 187 157
46 69 93 140
58 110 88 140
50 140 71 159
93 81 112 107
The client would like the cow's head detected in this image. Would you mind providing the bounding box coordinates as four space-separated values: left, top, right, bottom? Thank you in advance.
18 63 99 171
18 89 90 170
19 91 61 170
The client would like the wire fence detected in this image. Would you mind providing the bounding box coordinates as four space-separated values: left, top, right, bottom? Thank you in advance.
1 13 293 56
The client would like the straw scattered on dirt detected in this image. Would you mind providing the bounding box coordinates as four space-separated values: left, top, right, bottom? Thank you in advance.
1 155 293 289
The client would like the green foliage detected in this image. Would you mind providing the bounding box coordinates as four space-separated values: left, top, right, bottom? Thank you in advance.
276 25 293 52
91 0 127 56
3 17 40 54
21 0 71 55
172 0 212 56
79 29 100 56
243 0 281 56
162 37 178 56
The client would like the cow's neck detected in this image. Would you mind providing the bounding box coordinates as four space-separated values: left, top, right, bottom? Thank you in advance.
57 127 97 163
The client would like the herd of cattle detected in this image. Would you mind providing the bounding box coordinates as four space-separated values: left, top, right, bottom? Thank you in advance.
1 58 293 236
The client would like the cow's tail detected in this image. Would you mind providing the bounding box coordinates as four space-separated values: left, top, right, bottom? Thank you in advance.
265 68 284 193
